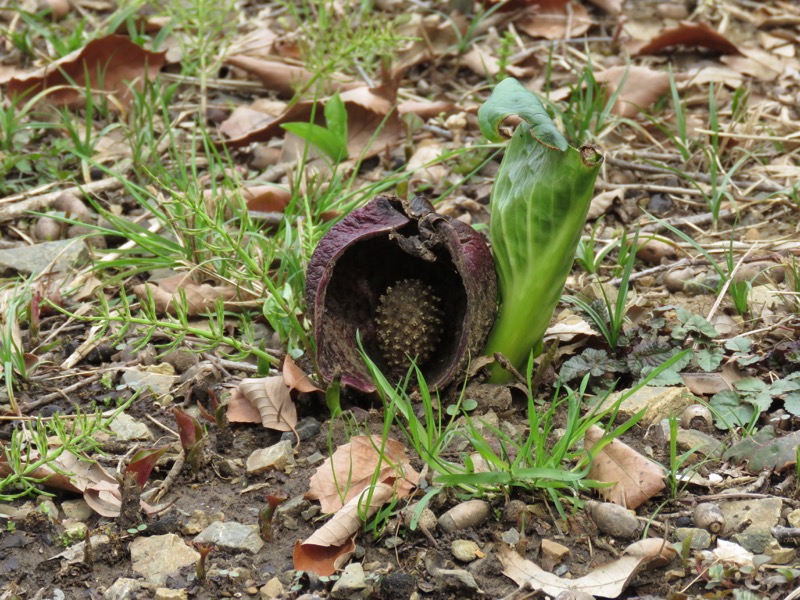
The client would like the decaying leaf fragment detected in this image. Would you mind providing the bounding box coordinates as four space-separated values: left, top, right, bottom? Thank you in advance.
595 66 672 118
236 375 299 433
132 274 258 317
499 537 675 597
585 424 666 509
294 482 395 576
306 435 419 513
5 35 165 109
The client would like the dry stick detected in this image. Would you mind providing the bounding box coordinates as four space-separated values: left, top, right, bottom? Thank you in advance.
21 373 103 413
0 178 124 221
771 527 800 545
606 156 785 194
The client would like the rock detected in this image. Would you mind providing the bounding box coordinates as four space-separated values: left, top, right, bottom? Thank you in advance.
246 440 296 474
384 536 404 549
434 568 482 593
597 386 695 426
451 540 480 562
439 500 490 533
260 577 285 599
541 539 570 562
154 589 188 600
731 530 773 554
162 349 199 374
764 540 796 565
103 578 144 600
194 521 265 554
281 416 321 444
63 520 88 540
0 239 87 276
130 534 199 586
380 572 416 600
183 510 224 535
61 499 92 521
331 562 368 599
719 498 782 543
107 411 153 441
675 429 725 458
788 508 800 528
275 495 309 518
38 498 60 522
675 527 712 549
121 367 177 397
586 501 641 540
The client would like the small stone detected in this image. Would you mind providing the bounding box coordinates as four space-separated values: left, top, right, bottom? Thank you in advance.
61 499 92 521
676 429 725 458
586 501 641 540
121 367 177 397
434 568 482 593
281 416 321 444
380 572 416 600
154 589 188 600
275 495 309 518
596 386 695 426
675 527 712 549
38 499 60 522
63 520 88 540
719 498 782 538
246 440 296 474
765 540 796 565
130 534 200 586
301 506 321 521
731 530 773 554
501 528 520 546
107 411 153 441
541 539 570 563
384 536 404 549
331 562 368 599
439 500 490 533
103 578 144 600
162 349 199 374
183 510 224 535
194 521 265 554
260 577 284 599
787 508 800 529
451 540 480 562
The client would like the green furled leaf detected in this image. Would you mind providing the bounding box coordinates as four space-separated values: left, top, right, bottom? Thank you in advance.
709 390 754 430
477 78 568 151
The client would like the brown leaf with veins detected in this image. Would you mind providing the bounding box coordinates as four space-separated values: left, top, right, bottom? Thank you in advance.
307 435 419 513
585 425 665 509
631 21 741 56
283 355 321 393
237 376 299 434
225 54 356 98
294 482 395 576
217 85 401 161
595 66 671 118
132 274 257 317
5 35 165 109
518 0 592 40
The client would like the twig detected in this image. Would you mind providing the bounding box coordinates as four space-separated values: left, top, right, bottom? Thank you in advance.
20 373 102 413
149 451 185 504
0 178 123 221
771 527 800 545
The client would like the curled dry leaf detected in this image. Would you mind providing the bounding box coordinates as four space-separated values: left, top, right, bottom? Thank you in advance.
517 0 592 40
294 482 395 576
132 274 257 317
237 376 298 433
5 35 165 109
594 66 672 118
499 537 673 598
282 355 321 393
306 435 419 514
585 424 666 509
632 21 741 56
242 185 292 214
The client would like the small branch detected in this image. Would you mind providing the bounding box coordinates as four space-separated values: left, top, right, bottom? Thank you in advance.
0 178 123 222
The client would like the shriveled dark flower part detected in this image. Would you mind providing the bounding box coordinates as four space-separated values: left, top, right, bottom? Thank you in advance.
306 195 497 393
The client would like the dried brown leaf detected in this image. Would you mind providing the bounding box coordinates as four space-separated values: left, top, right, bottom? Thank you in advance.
585 425 666 509
398 99 457 121
226 387 263 424
132 274 256 317
242 185 292 213
306 435 419 514
632 21 741 56
282 355 321 393
294 482 395 576
225 55 356 98
237 376 298 433
585 0 623 13
5 35 165 109
595 66 671 118
517 0 592 40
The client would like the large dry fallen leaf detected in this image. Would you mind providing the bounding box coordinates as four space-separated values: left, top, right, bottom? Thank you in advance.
236 375 299 433
585 424 666 509
631 21 741 56
518 0 592 40
132 274 257 317
5 35 165 109
217 85 402 161
306 435 419 513
595 66 671 118
294 482 394 576
499 537 674 597
225 55 356 98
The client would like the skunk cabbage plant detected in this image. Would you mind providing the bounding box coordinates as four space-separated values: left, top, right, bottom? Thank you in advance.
479 78 603 382
306 195 497 393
